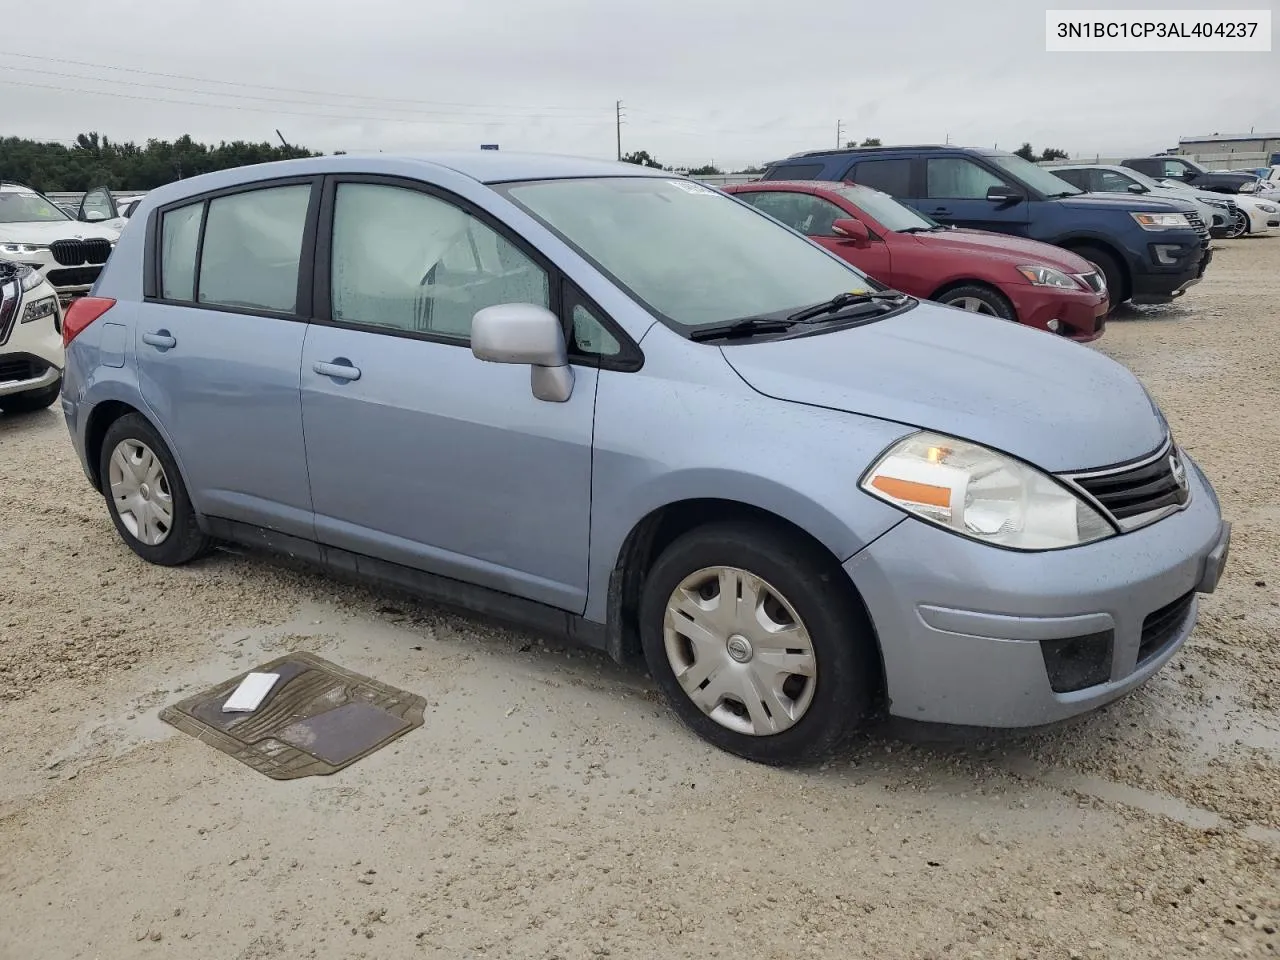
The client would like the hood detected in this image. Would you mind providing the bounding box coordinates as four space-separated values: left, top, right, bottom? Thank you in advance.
0 220 121 244
1057 193 1195 213
720 302 1165 473
911 228 1094 273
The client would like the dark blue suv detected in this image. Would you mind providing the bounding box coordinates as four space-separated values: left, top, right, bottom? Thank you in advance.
761 146 1211 308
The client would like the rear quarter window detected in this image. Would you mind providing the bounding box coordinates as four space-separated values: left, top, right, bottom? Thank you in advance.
762 163 826 181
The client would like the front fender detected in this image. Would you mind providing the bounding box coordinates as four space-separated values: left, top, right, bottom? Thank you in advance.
583 352 913 624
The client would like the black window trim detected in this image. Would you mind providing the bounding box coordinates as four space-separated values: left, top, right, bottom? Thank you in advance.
143 174 322 323
311 173 644 370
561 278 644 373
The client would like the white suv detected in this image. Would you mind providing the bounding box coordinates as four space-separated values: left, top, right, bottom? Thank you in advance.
0 260 63 413
0 182 121 302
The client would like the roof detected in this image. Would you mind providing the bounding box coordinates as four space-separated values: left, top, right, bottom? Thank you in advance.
1178 133 1280 144
404 150 670 183
783 144 952 161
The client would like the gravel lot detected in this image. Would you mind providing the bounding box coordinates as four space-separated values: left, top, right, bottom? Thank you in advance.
2 237 1278 960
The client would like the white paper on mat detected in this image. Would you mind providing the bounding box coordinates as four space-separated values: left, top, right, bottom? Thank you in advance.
222 672 280 713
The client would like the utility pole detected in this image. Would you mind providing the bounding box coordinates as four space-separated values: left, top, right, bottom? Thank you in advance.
836 119 844 149
616 100 624 160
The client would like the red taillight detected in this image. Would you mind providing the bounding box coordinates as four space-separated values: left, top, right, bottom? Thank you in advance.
62 297 116 348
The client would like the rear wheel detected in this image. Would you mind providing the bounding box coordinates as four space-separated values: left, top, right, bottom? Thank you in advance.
99 413 210 566
0 377 61 414
935 284 1016 320
638 522 878 765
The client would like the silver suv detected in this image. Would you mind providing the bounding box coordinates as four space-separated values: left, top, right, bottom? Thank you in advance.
60 153 1230 764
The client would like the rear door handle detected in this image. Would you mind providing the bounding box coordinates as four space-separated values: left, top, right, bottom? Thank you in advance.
313 359 361 381
142 330 176 349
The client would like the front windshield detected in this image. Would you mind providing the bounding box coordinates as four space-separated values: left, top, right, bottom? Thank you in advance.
502 177 880 330
987 153 1082 197
832 184 937 232
0 188 71 224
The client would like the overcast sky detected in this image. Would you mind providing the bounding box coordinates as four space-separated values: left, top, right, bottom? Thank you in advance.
1 0 1275 169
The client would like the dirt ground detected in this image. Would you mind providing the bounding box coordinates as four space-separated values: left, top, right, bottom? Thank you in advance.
2 237 1278 960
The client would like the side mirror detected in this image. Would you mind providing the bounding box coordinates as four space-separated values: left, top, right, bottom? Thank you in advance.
471 303 574 402
830 217 871 246
986 185 1023 204
1127 182 1147 193
83 210 107 222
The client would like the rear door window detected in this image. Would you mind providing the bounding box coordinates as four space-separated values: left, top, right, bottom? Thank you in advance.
197 184 312 314
845 159 912 197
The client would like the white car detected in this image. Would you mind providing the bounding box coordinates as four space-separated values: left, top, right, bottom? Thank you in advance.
0 182 122 302
1049 164 1228 234
0 260 63 413
1157 180 1279 237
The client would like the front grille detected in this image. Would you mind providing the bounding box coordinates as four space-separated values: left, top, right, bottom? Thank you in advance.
1064 438 1190 530
45 265 103 289
0 355 44 384
1138 592 1194 664
1185 212 1210 242
48 238 112 267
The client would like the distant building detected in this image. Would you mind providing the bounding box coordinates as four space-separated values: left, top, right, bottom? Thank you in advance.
1178 133 1280 156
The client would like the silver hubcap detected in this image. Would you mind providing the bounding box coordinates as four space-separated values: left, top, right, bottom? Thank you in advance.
663 566 817 737
108 439 173 546
946 295 998 315
1228 213 1248 238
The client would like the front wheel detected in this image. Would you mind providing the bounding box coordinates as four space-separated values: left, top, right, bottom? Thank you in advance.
935 284 1016 320
638 522 879 765
1226 210 1249 238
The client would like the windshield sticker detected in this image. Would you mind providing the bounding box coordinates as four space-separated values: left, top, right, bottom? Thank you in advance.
667 179 717 196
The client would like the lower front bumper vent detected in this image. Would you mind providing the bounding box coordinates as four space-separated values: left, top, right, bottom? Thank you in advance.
1040 630 1114 693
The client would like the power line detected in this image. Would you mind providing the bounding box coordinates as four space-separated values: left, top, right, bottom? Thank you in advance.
0 50 602 116
0 77 613 129
0 64 606 124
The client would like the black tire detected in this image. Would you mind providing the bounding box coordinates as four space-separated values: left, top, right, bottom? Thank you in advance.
1073 245 1129 309
934 284 1016 321
98 413 210 566
638 521 879 766
0 377 61 414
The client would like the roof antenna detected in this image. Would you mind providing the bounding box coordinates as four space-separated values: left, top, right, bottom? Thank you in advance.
276 129 291 149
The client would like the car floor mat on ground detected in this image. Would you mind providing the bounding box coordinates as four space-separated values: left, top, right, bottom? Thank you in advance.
159 652 427 780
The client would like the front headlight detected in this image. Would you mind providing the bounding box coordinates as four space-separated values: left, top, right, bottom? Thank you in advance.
0 242 48 255
1016 264 1080 289
1257 202 1277 213
1130 212 1189 230
16 264 43 291
861 431 1115 550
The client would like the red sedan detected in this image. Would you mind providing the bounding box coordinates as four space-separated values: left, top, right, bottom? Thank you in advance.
724 181 1108 342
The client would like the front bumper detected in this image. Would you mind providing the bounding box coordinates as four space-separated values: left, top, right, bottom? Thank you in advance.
0 289 64 397
1129 243 1210 304
1006 284 1107 343
844 456 1227 728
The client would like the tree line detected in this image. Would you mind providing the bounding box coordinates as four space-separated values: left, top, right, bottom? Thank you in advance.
0 132 318 193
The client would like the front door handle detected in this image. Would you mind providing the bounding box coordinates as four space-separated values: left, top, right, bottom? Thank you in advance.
142 330 177 350
930 207 951 217
313 358 361 382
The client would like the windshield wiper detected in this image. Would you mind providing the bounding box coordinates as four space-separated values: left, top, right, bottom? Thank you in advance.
786 291 908 323
688 317 797 342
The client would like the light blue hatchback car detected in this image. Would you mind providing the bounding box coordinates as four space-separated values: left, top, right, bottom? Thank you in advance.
60 152 1231 764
